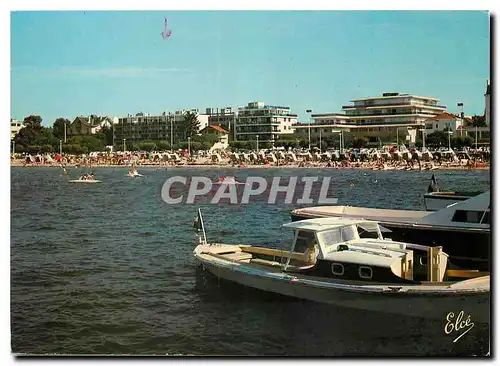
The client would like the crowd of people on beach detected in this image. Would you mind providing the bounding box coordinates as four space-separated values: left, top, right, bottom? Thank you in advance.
11 147 490 171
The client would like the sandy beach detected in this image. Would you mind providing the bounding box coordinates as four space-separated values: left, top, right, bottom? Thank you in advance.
10 160 489 171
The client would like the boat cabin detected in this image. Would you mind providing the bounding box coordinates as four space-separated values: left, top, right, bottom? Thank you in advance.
281 218 448 283
418 190 490 228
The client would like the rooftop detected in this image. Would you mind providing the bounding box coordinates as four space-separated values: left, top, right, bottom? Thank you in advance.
351 93 440 102
425 112 460 121
204 125 229 134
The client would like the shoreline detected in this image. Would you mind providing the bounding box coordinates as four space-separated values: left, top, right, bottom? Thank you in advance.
10 162 489 171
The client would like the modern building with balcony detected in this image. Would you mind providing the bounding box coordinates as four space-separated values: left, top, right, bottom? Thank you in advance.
114 110 209 145
234 101 296 142
341 92 447 129
294 92 449 144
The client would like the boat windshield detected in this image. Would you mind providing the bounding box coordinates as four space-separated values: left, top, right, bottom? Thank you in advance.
356 223 383 239
293 230 317 253
318 225 358 249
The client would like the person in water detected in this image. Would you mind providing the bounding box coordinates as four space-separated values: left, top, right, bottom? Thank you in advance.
79 173 95 180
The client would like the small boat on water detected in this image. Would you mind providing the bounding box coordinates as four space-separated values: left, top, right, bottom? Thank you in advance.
69 179 102 184
424 174 483 211
127 167 144 177
213 176 245 185
424 191 483 211
69 173 102 183
193 210 489 323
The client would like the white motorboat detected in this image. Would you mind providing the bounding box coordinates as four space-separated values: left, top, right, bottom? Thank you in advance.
193 211 489 323
424 174 482 211
69 179 102 183
70 174 102 183
127 166 144 177
291 191 491 271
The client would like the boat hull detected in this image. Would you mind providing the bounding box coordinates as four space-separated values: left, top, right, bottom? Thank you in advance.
196 256 490 324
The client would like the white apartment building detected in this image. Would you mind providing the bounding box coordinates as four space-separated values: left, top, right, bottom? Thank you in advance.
341 92 447 127
299 92 448 138
234 101 296 142
11 119 23 139
115 110 209 143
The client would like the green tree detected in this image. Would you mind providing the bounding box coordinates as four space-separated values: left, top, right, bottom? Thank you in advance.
452 136 473 149
27 145 42 154
183 111 200 139
23 115 43 130
425 131 448 147
15 128 39 149
96 125 114 146
468 115 486 128
352 137 369 149
229 141 253 150
156 140 171 151
68 135 105 152
137 142 157 151
190 141 203 152
41 144 54 153
52 118 70 139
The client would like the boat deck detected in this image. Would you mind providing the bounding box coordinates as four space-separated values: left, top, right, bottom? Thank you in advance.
292 206 430 224
195 244 490 293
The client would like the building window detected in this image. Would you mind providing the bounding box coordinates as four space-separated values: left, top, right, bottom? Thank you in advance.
358 266 373 279
331 263 344 276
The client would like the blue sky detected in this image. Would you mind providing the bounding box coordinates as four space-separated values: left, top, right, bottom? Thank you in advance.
11 10 490 126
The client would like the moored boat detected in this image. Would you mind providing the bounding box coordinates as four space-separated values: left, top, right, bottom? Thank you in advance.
291 191 490 271
69 179 102 183
193 211 489 323
69 173 102 183
424 174 483 211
